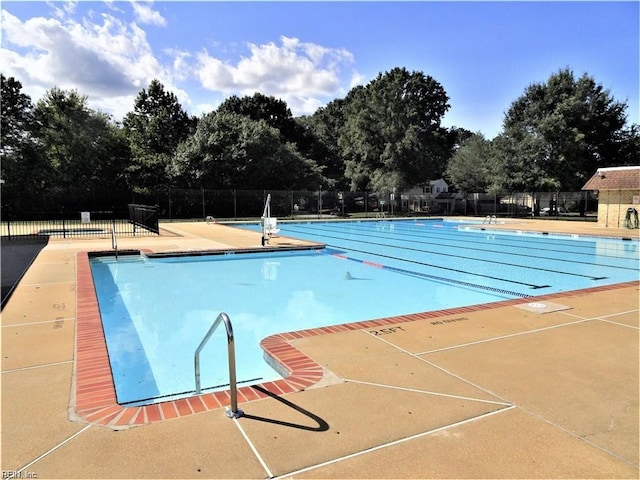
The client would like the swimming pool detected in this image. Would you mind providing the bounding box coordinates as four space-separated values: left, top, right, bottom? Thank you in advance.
243 219 639 292
91 219 639 406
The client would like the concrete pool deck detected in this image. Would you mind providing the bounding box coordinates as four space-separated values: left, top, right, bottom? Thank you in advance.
1 217 638 478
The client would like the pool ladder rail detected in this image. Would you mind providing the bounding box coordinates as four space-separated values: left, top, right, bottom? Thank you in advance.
110 225 118 259
483 215 497 224
194 312 243 419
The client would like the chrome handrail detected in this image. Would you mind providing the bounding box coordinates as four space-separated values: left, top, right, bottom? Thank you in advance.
194 312 243 418
111 222 118 259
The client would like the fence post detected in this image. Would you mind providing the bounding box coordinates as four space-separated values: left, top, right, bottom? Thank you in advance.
233 189 237 220
201 187 205 220
365 191 368 217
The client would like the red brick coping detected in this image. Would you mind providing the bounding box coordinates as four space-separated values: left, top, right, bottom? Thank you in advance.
73 250 639 429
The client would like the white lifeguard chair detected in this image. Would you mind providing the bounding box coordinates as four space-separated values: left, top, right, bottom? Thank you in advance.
261 194 280 245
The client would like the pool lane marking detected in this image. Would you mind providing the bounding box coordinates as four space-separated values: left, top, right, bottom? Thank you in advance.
362 260 384 268
395 221 640 259
288 223 628 277
322 219 631 257
273 405 516 480
324 246 544 293
233 418 274 478
329 250 534 297
311 220 640 266
285 224 608 282
344 378 512 407
311 230 553 290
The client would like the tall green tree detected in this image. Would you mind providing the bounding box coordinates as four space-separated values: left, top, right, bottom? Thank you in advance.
170 111 322 190
444 132 497 215
217 93 297 141
1 75 34 155
296 100 348 190
0 75 51 212
615 125 640 165
497 68 631 191
339 67 450 193
123 79 194 190
445 133 493 193
32 87 129 197
217 92 335 188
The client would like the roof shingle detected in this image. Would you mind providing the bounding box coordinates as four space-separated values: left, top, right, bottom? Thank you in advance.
582 166 640 191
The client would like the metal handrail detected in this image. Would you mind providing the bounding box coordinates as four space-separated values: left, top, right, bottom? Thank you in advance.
194 312 243 418
111 221 118 259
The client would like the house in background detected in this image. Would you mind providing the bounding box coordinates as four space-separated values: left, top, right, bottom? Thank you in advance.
581 166 640 228
428 178 448 195
401 179 449 212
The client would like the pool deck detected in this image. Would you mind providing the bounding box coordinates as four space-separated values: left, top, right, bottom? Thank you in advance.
1 217 638 479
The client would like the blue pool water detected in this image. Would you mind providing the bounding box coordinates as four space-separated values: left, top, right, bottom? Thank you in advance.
91 219 639 405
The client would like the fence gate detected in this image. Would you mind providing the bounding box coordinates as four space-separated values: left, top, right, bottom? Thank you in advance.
128 204 160 234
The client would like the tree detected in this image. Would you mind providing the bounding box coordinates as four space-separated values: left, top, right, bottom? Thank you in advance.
615 125 640 165
0 75 52 212
497 68 631 191
296 99 349 190
170 111 322 190
339 67 450 193
445 133 493 193
123 79 194 190
1 75 34 155
444 132 497 215
217 93 297 141
31 87 130 199
217 92 336 188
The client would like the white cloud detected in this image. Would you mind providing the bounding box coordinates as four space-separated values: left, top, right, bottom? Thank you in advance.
0 8 185 119
1 6 359 120
195 35 356 115
164 48 193 81
103 1 126 15
349 71 366 89
193 102 217 117
46 0 77 20
130 1 166 27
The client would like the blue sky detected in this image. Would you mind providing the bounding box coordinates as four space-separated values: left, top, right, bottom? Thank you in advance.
1 1 638 138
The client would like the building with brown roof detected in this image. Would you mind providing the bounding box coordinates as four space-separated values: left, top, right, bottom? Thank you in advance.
582 166 640 228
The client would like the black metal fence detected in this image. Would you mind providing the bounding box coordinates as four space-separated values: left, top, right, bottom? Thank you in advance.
142 188 597 219
1 188 599 239
0 210 159 240
128 204 160 234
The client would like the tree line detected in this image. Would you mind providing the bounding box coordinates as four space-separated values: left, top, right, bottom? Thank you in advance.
2 67 638 213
